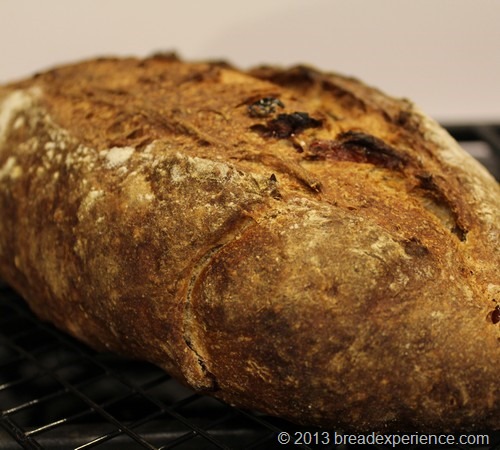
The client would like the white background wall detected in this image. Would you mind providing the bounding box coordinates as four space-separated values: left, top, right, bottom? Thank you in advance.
0 0 498 123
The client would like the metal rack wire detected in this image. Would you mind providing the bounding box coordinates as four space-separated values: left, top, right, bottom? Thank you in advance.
1 124 500 450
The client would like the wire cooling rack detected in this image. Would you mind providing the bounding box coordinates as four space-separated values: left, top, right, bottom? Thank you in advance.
1 124 500 450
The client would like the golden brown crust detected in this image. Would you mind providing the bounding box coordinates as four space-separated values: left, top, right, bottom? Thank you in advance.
0 55 498 432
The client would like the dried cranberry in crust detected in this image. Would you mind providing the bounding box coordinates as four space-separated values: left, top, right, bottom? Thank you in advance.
261 112 323 138
306 131 407 170
491 306 500 324
278 112 321 137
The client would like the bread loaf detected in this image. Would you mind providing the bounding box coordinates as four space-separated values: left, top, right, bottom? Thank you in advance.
0 54 498 432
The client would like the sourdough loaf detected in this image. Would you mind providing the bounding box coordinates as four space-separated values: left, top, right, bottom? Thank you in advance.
0 54 498 432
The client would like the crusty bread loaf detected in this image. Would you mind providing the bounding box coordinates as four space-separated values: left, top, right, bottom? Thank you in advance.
0 54 498 432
